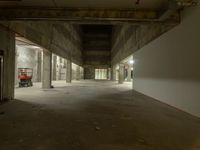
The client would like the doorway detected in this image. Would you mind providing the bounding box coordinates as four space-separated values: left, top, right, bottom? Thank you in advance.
0 51 3 101
95 69 107 80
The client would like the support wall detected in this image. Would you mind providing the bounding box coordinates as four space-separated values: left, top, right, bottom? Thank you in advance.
133 6 200 117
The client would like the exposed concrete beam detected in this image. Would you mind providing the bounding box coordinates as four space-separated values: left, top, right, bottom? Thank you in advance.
159 0 179 21
176 0 200 6
111 23 177 65
0 7 180 24
159 0 200 21
0 21 83 66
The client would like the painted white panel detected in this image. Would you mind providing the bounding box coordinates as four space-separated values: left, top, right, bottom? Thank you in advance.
133 6 200 117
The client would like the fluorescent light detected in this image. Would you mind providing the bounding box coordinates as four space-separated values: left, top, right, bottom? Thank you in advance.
129 60 134 64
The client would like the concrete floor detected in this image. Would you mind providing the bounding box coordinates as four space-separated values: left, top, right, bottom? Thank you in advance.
0 80 200 150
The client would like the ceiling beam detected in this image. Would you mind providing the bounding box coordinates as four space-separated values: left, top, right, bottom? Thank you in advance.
159 0 179 21
159 0 200 21
0 7 180 24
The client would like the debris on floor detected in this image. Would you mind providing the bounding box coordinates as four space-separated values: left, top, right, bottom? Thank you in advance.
95 126 101 131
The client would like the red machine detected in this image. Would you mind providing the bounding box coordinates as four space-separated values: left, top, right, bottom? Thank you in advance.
18 68 33 87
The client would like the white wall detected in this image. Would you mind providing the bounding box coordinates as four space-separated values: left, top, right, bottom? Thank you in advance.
133 6 200 117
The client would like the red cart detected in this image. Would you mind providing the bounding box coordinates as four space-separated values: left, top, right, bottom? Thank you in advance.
18 68 33 87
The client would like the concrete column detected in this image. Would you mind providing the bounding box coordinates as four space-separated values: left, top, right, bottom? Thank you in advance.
52 55 57 81
42 49 52 88
76 66 80 80
80 67 84 79
58 57 62 80
63 58 66 68
37 50 42 82
56 56 62 80
110 67 113 80
66 59 72 83
127 65 132 82
118 63 125 84
1 29 15 100
107 68 110 80
112 65 117 81
15 49 19 85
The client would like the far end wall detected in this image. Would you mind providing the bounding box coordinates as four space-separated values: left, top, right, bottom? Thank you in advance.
15 46 41 84
133 6 200 117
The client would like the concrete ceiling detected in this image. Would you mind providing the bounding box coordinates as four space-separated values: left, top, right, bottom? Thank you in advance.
0 0 168 9
0 0 197 23
16 36 42 49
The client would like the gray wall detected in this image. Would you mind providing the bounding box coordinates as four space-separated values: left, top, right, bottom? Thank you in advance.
15 46 40 84
84 67 95 80
60 68 66 80
133 6 200 117
55 56 65 80
111 23 175 66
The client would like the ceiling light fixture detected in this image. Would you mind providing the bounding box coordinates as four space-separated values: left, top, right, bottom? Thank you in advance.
129 60 135 64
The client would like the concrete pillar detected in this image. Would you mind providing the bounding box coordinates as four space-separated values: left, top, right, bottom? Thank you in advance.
1 29 15 100
15 49 19 85
37 50 42 82
52 55 57 81
76 66 80 80
127 65 132 82
107 68 110 80
56 56 62 80
66 59 72 83
58 57 62 80
80 67 84 79
118 63 125 84
63 58 66 68
112 65 117 81
110 67 113 80
42 49 52 88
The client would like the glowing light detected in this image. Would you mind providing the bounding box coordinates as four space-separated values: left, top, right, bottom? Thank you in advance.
129 60 134 64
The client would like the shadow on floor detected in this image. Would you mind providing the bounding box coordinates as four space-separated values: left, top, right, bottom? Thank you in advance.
0 85 200 150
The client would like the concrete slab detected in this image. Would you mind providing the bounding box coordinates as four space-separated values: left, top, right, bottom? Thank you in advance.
0 80 199 150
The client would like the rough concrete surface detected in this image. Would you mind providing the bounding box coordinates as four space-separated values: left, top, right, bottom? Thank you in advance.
1 21 83 65
111 23 174 65
0 80 200 150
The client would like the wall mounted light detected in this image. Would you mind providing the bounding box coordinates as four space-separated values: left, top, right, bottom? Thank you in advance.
129 60 134 64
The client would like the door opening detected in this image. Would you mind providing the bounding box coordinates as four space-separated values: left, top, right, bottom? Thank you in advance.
95 69 107 80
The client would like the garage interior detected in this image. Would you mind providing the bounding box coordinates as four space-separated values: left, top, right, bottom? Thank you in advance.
0 0 200 150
